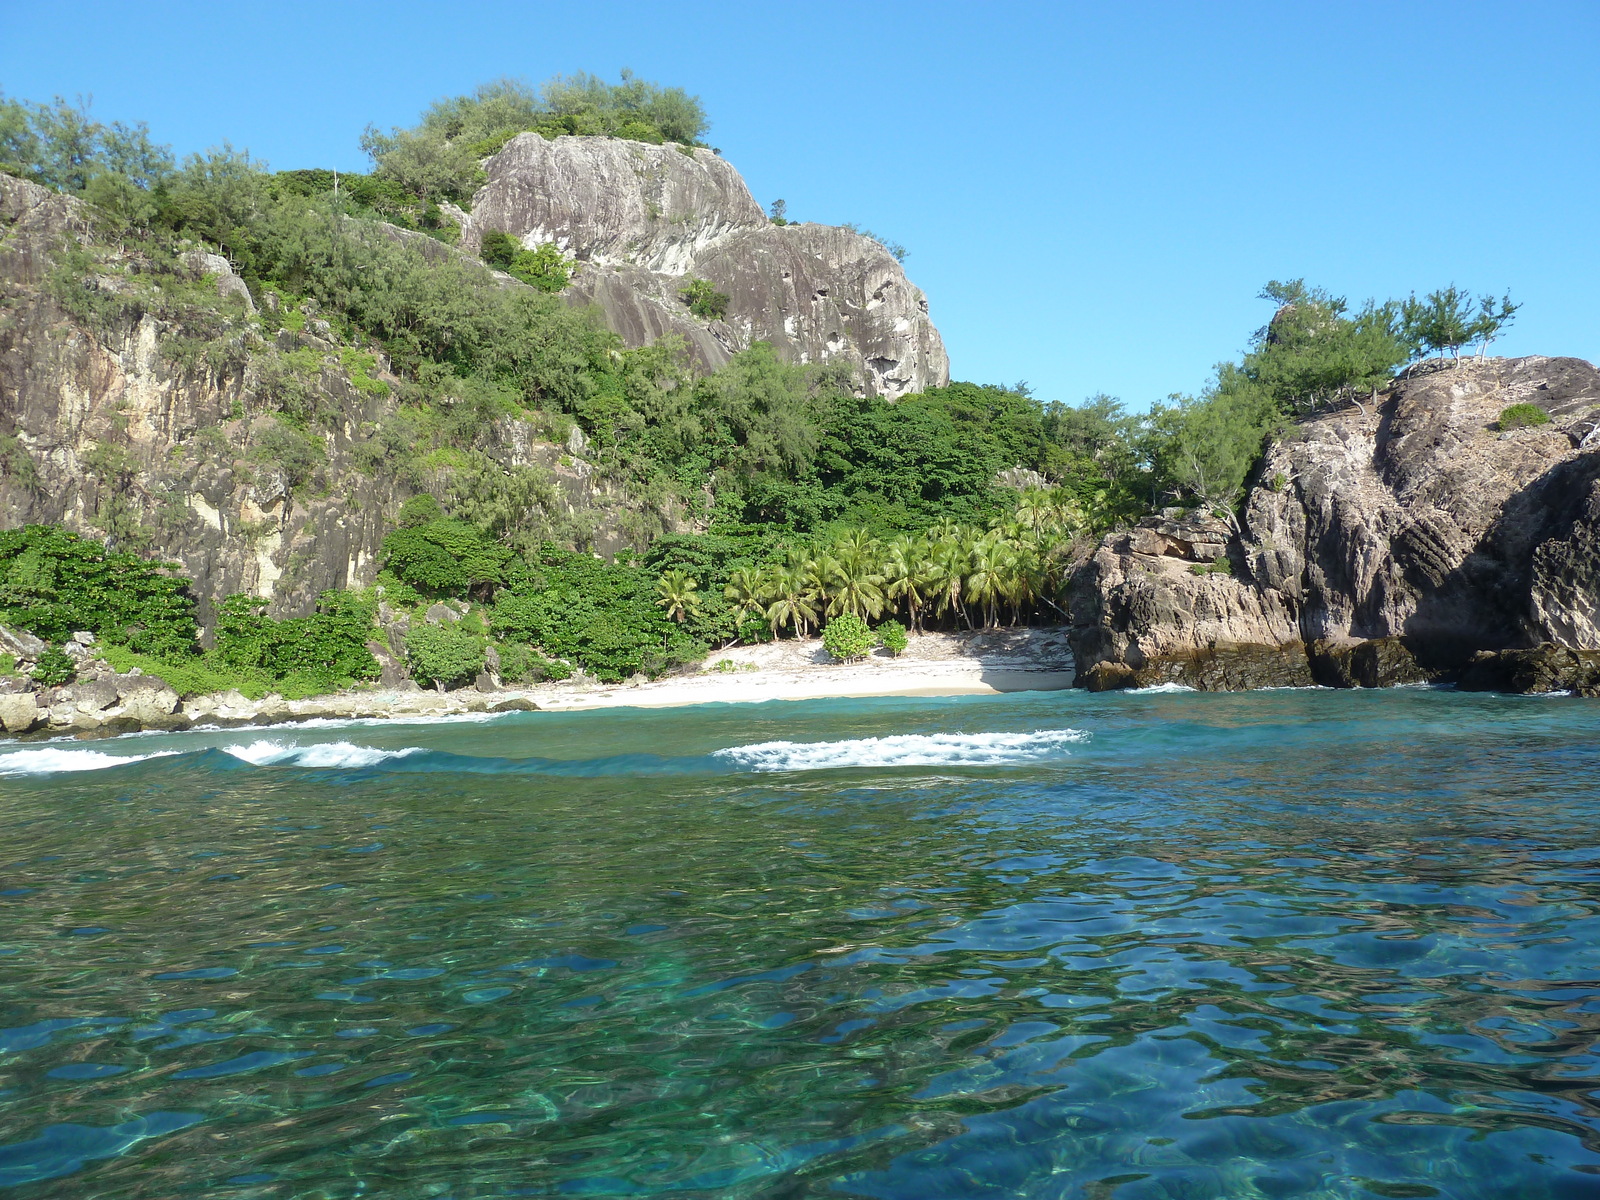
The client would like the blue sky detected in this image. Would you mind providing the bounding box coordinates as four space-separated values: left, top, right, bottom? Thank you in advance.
4 0 1596 409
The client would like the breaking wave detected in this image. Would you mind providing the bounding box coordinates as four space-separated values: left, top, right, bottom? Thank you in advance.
0 747 183 776
0 741 424 776
714 729 1089 772
219 741 425 768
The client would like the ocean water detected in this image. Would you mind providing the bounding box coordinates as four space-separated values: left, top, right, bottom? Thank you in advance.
2 688 1600 1199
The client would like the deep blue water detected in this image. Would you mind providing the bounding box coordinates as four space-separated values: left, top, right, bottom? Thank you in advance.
2 687 1599 1198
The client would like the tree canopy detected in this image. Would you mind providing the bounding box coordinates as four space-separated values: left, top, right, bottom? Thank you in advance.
360 72 711 204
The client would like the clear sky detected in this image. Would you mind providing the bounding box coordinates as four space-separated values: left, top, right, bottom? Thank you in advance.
4 0 1596 409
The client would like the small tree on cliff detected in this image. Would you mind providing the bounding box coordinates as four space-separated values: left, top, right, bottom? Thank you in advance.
1403 286 1479 365
1472 293 1520 359
1148 375 1282 529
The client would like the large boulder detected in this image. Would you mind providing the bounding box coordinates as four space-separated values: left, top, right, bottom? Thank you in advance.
459 135 949 399
0 692 40 734
0 624 46 664
1068 356 1600 693
1457 646 1600 696
120 685 183 724
68 678 120 713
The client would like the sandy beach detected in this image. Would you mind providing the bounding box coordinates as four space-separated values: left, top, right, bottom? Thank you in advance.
1 628 1077 741
535 627 1077 712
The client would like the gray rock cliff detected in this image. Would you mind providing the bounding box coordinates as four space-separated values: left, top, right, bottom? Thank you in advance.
1070 356 1600 692
0 172 648 626
459 135 949 398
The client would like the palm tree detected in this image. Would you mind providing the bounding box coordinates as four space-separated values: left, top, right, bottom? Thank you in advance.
764 568 819 640
927 536 973 630
964 534 1012 629
825 537 885 621
656 569 702 625
999 542 1038 626
1015 487 1055 537
792 551 831 631
882 535 934 634
724 566 765 624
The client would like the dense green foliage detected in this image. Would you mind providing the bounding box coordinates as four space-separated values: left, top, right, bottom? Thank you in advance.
822 613 874 661
404 622 485 690
679 278 729 320
381 518 512 598
0 528 381 698
214 593 380 692
0 525 197 656
491 548 702 682
30 645 76 687
1499 403 1551 430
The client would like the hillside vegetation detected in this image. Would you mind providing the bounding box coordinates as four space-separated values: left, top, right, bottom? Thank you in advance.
0 82 1523 697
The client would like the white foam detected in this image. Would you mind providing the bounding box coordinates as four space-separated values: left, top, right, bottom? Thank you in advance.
715 729 1089 772
221 740 424 768
0 747 182 776
1131 682 1197 694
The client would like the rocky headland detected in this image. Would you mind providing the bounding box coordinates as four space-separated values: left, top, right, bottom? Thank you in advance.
1068 355 1600 695
463 136 948 398
0 136 946 626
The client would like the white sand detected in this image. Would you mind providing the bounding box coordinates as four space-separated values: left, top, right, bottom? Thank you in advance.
160 628 1076 735
534 627 1076 712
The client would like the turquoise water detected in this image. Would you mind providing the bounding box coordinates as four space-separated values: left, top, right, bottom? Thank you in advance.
2 688 1600 1198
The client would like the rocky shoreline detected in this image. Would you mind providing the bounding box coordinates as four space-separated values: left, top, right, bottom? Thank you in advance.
1066 356 1600 696
0 672 542 742
0 628 1080 741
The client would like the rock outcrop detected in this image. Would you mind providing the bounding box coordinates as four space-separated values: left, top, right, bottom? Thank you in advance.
0 172 655 624
1070 356 1600 692
460 135 949 398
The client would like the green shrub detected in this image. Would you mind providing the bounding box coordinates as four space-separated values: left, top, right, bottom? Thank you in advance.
248 420 325 493
0 435 38 489
822 612 874 662
397 494 444 528
381 518 512 598
338 348 391 397
679 277 729 320
507 243 572 293
495 640 567 684
489 547 699 682
1189 555 1233 577
877 620 908 656
30 645 75 687
479 230 520 269
1499 403 1551 430
214 592 380 691
0 525 198 657
0 652 16 676
405 621 485 690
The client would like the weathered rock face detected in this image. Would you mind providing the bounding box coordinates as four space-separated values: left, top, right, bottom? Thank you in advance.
1070 356 1600 691
460 135 949 398
0 172 655 626
464 135 766 272
1069 510 1314 690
